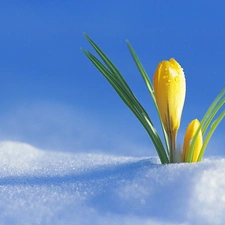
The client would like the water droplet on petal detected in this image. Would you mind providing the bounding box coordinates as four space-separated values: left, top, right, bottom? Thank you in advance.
175 76 180 82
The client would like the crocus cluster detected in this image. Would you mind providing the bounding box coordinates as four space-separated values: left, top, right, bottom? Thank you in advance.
154 59 202 163
83 34 224 164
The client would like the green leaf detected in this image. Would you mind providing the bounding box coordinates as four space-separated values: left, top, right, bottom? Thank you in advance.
126 41 170 156
187 88 225 162
82 34 169 163
201 88 225 135
198 110 225 161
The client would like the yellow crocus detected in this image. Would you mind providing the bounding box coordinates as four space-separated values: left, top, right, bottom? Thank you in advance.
183 119 203 162
154 58 186 162
154 58 186 133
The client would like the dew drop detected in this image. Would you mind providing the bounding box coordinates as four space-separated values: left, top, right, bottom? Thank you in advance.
175 76 180 82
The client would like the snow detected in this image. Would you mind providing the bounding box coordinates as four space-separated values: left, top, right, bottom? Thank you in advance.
0 141 225 225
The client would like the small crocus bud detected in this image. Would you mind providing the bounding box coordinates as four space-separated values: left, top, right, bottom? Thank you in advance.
154 58 186 134
183 119 203 162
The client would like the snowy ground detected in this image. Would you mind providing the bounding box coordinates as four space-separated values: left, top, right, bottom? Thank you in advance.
0 141 225 225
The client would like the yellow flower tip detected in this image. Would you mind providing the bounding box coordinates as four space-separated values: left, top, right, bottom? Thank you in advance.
169 58 182 71
154 58 186 134
182 119 203 162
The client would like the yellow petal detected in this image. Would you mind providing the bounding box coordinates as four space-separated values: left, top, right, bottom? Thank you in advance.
183 119 203 162
154 58 186 134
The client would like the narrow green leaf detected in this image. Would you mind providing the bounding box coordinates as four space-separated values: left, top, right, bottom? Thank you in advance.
198 110 225 161
84 34 135 96
84 35 155 125
201 88 225 135
126 41 154 98
82 44 169 163
126 41 170 155
202 98 225 135
187 88 225 162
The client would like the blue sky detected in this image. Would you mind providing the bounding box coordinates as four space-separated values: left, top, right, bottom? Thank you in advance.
0 1 224 157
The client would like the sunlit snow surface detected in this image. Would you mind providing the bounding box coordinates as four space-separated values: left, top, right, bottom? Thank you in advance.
0 141 225 225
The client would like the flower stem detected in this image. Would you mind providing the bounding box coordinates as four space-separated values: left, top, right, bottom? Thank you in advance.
168 131 177 163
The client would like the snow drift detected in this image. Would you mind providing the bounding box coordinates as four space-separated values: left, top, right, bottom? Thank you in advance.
0 141 224 225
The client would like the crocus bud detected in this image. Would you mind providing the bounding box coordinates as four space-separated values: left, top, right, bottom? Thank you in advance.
154 58 186 134
183 119 203 162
